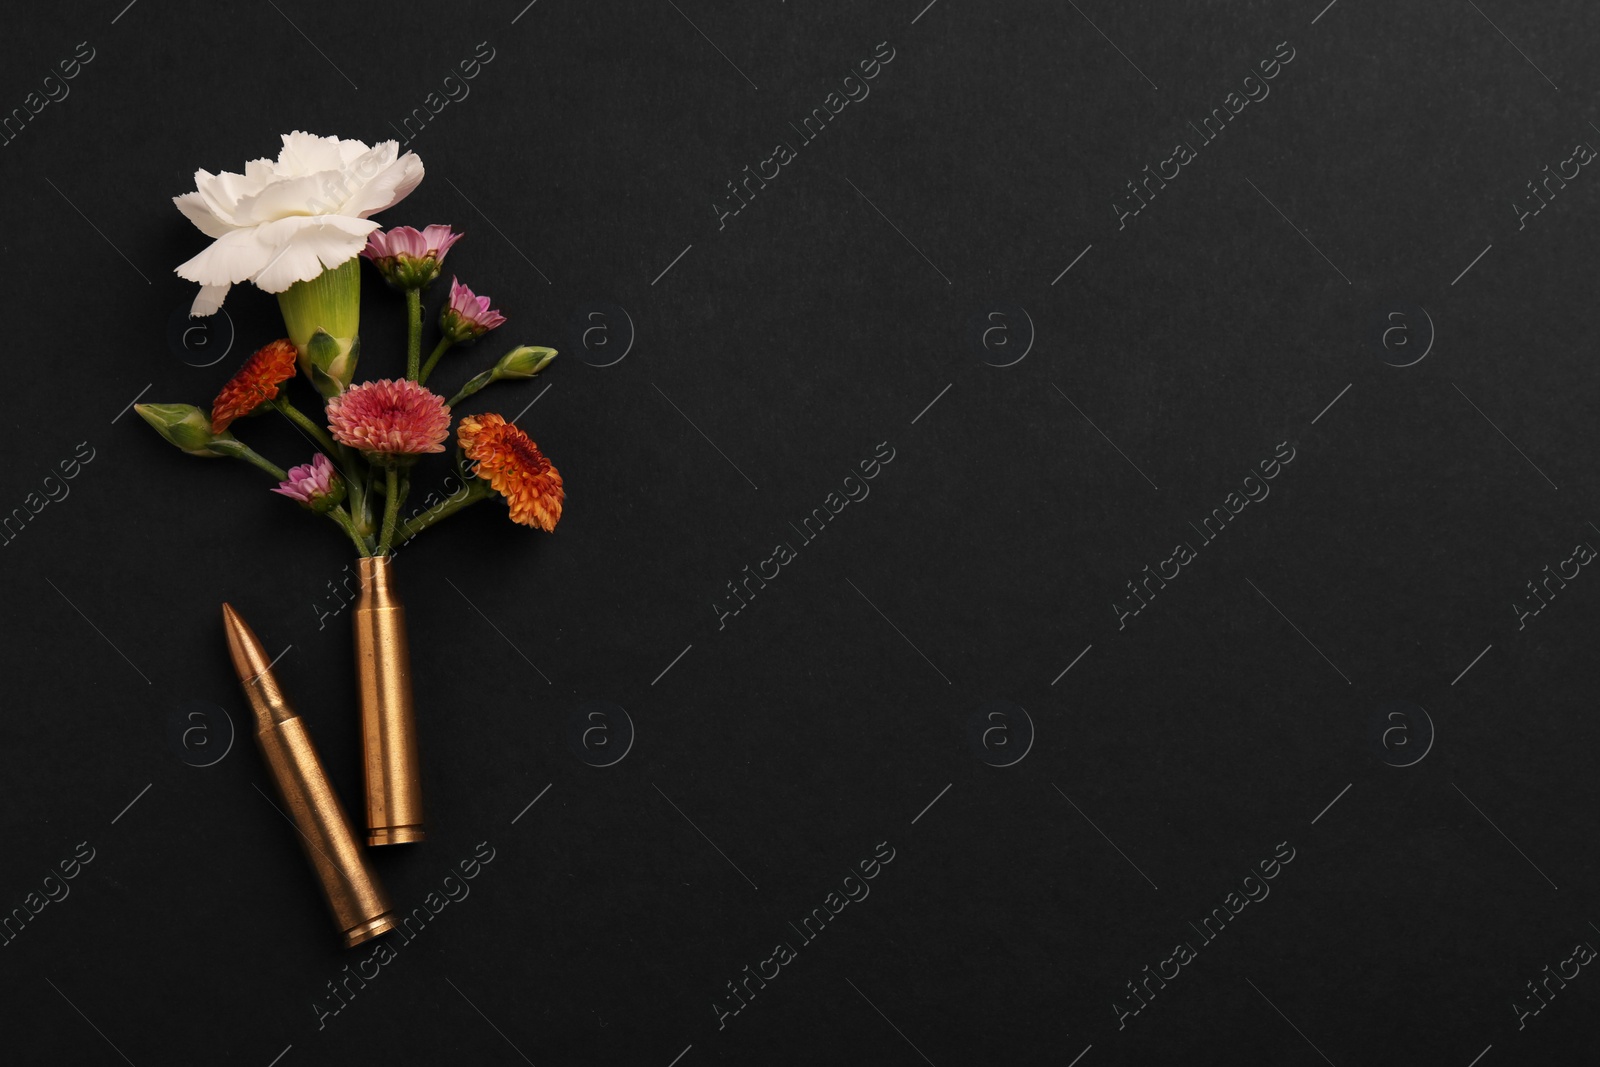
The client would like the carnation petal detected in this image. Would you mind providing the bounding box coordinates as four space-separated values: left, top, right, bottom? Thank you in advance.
342 149 425 218
243 158 276 183
334 136 375 166
173 191 235 239
190 283 231 317
250 216 378 293
192 167 268 225
276 131 351 177
175 227 274 286
235 169 373 225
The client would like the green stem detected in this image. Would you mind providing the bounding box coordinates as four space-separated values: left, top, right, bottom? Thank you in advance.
446 370 495 408
405 288 423 380
271 396 340 456
395 479 493 545
328 506 373 555
219 441 287 481
418 337 454 385
376 467 403 556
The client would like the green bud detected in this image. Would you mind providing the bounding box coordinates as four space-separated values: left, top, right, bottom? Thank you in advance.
302 331 361 397
492 346 557 381
135 403 239 457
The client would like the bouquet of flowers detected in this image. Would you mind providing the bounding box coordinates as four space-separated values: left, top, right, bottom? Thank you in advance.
140 131 564 849
141 130 563 552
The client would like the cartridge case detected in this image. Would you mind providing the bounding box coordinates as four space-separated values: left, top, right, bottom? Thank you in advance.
222 603 395 948
353 556 425 846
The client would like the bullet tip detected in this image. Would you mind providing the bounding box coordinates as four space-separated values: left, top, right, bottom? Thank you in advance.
221 602 266 683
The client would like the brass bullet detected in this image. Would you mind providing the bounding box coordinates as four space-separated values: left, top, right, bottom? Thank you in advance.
222 602 396 948
353 556 425 846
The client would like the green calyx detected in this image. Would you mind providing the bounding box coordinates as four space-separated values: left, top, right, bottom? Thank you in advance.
374 255 442 290
278 257 362 396
303 331 361 397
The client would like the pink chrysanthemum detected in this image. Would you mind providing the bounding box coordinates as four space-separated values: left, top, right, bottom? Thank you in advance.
271 453 344 511
326 379 451 463
440 277 506 342
361 225 462 288
362 224 462 263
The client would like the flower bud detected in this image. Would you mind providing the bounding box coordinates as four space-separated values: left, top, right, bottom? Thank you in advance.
492 346 557 381
135 403 244 457
439 277 506 344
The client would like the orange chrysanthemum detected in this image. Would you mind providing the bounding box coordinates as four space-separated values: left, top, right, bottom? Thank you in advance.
457 413 564 532
211 339 299 432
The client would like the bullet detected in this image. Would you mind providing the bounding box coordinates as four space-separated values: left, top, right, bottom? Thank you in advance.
353 556 425 846
223 602 396 947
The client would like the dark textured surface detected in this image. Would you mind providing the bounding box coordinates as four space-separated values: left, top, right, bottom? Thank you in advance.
1 0 1597 1063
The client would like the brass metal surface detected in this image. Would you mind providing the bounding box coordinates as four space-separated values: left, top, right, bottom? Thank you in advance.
222 602 396 948
353 556 425 846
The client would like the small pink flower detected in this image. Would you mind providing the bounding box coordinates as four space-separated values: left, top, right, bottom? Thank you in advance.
272 453 345 512
361 225 463 288
364 224 462 262
440 277 507 343
326 379 452 465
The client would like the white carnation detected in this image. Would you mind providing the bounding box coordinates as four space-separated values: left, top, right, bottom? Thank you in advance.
173 131 424 316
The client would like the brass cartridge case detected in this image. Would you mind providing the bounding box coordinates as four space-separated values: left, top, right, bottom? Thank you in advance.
353 556 425 846
222 603 396 948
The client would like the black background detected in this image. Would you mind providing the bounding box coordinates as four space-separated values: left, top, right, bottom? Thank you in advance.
2 0 1598 1063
